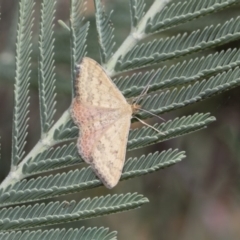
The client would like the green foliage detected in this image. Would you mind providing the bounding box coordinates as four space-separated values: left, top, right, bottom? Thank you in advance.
128 113 215 150
1 0 240 238
0 149 184 207
129 0 146 28
139 67 240 118
38 0 57 134
22 142 81 175
11 0 35 166
94 0 115 64
116 16 240 71
70 0 89 95
0 193 147 231
0 228 117 240
145 0 239 33
115 48 240 98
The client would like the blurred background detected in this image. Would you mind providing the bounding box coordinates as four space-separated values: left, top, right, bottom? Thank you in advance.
0 0 240 239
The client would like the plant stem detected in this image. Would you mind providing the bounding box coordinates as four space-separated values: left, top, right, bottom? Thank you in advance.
0 109 71 190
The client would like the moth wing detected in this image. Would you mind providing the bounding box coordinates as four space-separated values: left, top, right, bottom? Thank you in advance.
72 57 133 188
75 57 127 108
90 113 131 188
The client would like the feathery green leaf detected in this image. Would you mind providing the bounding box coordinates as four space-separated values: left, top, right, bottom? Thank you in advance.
122 149 185 179
53 116 78 141
139 67 240 118
115 48 240 98
94 0 115 64
38 0 57 134
22 143 82 176
0 149 183 206
11 0 35 166
0 193 148 231
129 0 146 28
128 113 215 150
70 0 89 96
145 0 239 34
116 17 240 72
0 228 117 240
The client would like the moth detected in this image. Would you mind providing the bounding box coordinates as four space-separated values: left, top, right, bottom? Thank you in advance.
71 57 160 188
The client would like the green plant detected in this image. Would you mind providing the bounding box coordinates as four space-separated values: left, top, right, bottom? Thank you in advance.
0 0 240 238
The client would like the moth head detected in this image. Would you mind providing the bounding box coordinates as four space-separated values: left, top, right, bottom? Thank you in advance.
131 103 141 115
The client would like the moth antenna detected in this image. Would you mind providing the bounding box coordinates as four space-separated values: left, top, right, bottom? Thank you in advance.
137 108 165 122
134 84 150 105
132 70 157 105
128 82 150 105
134 116 163 134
